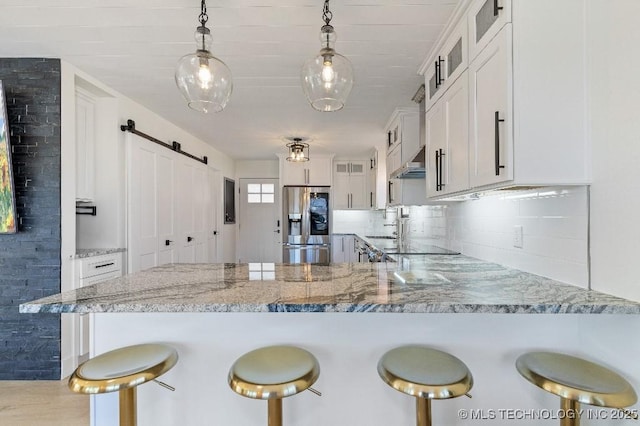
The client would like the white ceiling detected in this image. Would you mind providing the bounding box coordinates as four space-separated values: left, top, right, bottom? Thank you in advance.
0 0 459 160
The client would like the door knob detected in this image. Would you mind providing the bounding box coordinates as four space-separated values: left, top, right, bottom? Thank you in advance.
165 240 173 246
274 230 280 233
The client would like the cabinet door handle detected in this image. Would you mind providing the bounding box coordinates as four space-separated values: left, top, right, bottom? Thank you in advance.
439 149 445 191
494 0 504 16
434 57 445 88
187 236 193 242
435 150 440 191
95 262 115 269
165 239 173 246
495 111 506 176
370 191 373 208
342 238 344 252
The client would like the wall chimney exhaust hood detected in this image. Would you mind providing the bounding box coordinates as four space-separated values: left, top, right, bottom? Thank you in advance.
390 146 426 179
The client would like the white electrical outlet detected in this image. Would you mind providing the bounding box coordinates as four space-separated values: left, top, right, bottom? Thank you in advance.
513 225 524 248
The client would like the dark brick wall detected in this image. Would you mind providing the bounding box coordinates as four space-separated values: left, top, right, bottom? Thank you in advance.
0 58 61 380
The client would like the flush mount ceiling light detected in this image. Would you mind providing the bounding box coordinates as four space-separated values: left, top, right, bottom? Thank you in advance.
285 137 310 162
301 0 354 112
175 0 232 113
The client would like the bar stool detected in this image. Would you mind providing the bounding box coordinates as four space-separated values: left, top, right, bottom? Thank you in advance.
377 345 473 426
228 345 321 426
516 351 638 426
69 343 178 426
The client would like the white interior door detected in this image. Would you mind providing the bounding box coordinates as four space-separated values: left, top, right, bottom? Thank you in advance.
176 159 208 263
129 133 212 271
238 178 281 263
207 168 220 262
129 134 180 272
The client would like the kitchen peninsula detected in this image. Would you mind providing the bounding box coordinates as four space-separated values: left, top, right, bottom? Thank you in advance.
21 259 640 425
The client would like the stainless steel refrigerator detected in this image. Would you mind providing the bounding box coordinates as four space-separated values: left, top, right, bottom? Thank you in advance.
282 186 331 264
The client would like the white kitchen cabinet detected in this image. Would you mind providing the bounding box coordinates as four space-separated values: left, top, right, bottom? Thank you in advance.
74 252 123 363
75 87 96 202
386 128 427 206
385 108 420 166
421 0 590 198
331 234 357 262
279 155 333 186
426 71 470 197
425 20 468 112
468 0 511 61
333 160 367 210
469 26 512 188
367 150 378 209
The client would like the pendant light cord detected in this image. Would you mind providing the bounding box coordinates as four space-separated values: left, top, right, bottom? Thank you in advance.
322 0 332 25
199 0 209 27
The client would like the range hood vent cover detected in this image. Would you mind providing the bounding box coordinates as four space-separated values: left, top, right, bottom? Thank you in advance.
390 146 425 179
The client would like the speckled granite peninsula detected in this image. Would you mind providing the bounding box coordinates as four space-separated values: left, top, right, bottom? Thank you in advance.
20 256 640 314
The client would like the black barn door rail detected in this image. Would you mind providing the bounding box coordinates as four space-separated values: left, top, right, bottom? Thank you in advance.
120 119 208 165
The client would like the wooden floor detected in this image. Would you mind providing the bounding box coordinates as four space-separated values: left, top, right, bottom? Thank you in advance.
0 380 89 426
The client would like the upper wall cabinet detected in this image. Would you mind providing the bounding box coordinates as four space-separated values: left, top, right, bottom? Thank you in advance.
469 26 512 188
278 154 333 187
75 87 96 202
468 0 512 60
333 160 367 210
422 0 590 199
426 71 470 197
425 20 468 112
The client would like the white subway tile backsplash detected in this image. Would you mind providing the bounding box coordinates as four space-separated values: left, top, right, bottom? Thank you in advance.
429 186 589 286
332 187 588 286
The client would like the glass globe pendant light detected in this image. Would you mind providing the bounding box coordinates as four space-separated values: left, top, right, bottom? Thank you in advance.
175 0 232 113
301 0 354 112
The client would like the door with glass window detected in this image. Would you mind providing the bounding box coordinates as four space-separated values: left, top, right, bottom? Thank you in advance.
238 178 281 263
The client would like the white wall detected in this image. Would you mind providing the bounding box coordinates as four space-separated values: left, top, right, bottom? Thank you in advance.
61 62 237 263
588 0 640 302
235 160 279 179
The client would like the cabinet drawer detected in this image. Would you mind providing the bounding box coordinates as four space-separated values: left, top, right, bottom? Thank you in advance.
80 270 122 287
79 254 122 279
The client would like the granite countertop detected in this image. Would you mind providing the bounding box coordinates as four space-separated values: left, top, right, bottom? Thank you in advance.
75 248 126 259
20 256 640 314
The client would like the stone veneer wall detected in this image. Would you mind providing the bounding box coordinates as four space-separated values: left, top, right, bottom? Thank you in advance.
0 59 61 379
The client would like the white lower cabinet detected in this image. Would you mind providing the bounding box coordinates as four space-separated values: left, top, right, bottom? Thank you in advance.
74 253 123 364
331 234 357 262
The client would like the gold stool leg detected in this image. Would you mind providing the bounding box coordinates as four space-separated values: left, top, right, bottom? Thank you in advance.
119 387 137 426
268 398 283 426
560 397 580 426
416 397 432 426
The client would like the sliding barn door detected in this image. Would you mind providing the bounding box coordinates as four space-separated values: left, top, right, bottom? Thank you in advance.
128 133 214 272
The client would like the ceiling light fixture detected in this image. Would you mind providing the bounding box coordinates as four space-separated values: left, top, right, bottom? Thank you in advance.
175 0 232 113
301 0 354 112
285 137 310 162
